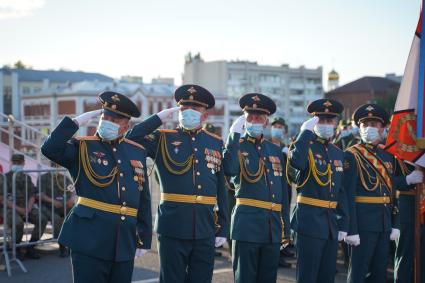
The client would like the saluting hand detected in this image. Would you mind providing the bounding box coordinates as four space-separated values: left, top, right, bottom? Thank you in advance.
230 115 245 134
300 116 319 132
73 109 102 127
157 107 180 123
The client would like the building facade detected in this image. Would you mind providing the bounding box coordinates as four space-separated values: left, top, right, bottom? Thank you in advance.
182 53 323 136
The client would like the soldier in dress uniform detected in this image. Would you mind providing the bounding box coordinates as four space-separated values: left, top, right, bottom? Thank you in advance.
0 154 46 259
343 103 423 283
41 91 176 283
334 119 359 150
393 158 425 283
288 99 349 283
269 117 294 268
223 93 290 283
126 84 229 283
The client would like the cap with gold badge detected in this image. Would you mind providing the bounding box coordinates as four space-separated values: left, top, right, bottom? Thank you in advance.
99 91 141 119
174 84 215 109
307 99 343 118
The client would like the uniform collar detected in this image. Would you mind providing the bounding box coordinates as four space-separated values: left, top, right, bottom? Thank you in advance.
314 135 329 145
95 133 124 144
179 126 203 135
362 142 378 150
243 133 264 144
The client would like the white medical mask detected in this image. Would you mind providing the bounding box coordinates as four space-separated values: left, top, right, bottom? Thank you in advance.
98 119 120 141
271 127 284 139
11 165 23 172
245 122 264 137
360 127 381 144
179 109 202 130
314 124 335 139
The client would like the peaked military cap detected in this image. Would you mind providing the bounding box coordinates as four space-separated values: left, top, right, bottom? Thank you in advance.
99 91 140 118
307 99 343 118
174 84 215 109
271 117 286 126
239 93 276 115
352 103 389 126
11 153 25 162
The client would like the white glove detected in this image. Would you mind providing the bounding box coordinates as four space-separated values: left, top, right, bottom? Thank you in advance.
300 116 319 132
229 115 245 134
73 109 102 127
406 170 424 185
214 237 227 248
282 146 289 154
390 228 400 241
344 234 360 246
135 248 148 258
157 107 180 123
338 231 347 242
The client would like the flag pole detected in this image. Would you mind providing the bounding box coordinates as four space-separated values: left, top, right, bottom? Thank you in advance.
414 181 422 283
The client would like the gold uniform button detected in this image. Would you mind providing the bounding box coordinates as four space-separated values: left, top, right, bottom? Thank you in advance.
194 148 198 152
258 146 261 150
267 169 270 173
196 172 200 176
118 159 122 164
195 159 199 163
134 176 139 181
113 148 117 152
270 181 273 185
120 173 124 177
272 194 275 198
332 182 335 186
121 216 126 221
263 157 266 160
120 206 127 215
122 186 126 191
123 202 127 206
192 137 195 141
197 185 202 189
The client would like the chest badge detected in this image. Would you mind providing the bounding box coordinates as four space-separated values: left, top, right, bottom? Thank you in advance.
171 141 182 154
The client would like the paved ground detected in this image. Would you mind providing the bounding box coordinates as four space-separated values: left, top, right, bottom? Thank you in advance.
0 239 349 282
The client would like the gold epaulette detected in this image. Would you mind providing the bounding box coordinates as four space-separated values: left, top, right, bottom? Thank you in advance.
75 136 100 141
202 129 222 140
122 138 145 150
159 129 178 133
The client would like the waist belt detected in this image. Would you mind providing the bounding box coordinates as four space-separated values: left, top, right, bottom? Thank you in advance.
160 193 216 205
77 197 137 217
236 198 282 212
397 190 416 197
297 195 337 209
355 196 391 204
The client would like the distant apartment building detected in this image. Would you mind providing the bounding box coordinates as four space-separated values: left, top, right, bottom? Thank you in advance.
182 53 323 136
0 68 114 119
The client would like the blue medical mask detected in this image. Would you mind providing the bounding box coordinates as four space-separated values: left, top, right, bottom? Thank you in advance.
360 127 380 144
314 124 335 139
340 130 350 138
11 165 23 172
245 122 264 137
98 119 120 141
271 127 284 139
351 126 360 135
179 109 202 130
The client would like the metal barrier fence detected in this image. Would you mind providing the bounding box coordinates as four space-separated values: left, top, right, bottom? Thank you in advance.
1 168 75 277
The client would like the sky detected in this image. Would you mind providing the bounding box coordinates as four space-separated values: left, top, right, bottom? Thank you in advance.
0 0 421 87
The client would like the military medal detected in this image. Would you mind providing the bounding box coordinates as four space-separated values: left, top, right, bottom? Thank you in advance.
97 159 102 164
103 159 108 166
130 160 145 190
171 141 182 154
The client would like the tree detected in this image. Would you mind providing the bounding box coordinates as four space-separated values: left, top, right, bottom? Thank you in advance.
14 60 27 69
